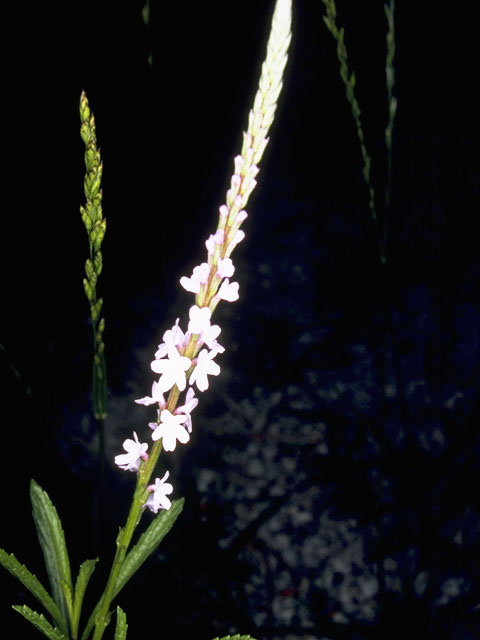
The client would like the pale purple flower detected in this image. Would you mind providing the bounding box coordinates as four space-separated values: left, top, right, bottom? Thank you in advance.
232 229 245 246
155 319 186 359
189 348 221 392
235 210 248 225
151 409 190 451
114 432 148 472
175 387 199 433
216 258 235 279
135 380 166 407
187 305 224 352
233 194 243 210
151 346 191 392
200 324 224 352
234 154 244 174
144 471 173 512
188 305 212 334
216 278 240 302
180 262 210 294
205 230 224 255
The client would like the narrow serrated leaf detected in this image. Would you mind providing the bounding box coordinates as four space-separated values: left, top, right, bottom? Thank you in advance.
30 479 73 630
12 605 68 640
0 548 66 632
114 498 184 597
71 558 98 638
114 606 128 640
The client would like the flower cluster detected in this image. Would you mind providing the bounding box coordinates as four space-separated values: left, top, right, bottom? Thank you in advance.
114 0 292 514
114 183 252 512
114 226 245 511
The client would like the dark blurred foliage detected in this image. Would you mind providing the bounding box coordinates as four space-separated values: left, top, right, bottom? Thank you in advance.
1 1 479 639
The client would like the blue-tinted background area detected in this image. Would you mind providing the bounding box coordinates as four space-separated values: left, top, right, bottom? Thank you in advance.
1 1 479 638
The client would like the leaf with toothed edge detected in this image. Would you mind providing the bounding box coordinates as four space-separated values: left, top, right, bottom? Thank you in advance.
211 635 258 640
12 605 68 640
30 479 73 631
114 606 128 640
71 558 99 639
0 548 66 632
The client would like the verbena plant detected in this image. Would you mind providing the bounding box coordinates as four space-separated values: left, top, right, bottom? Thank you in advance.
1 1 399 636
0 1 292 638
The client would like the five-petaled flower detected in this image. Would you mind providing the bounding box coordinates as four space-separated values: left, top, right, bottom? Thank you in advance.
179 262 210 294
215 278 239 302
144 471 173 512
155 318 186 359
187 305 224 352
151 346 192 392
135 380 166 407
189 348 221 392
151 409 190 451
115 432 148 472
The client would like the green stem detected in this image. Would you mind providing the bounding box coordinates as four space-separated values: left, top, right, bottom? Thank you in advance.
91 477 144 640
90 386 181 640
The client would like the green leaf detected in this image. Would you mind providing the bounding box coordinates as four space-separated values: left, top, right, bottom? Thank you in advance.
30 479 73 631
12 605 68 640
211 636 257 640
0 548 66 632
71 559 98 639
114 498 184 597
114 606 128 640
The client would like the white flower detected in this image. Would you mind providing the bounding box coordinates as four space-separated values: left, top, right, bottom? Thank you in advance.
135 380 166 407
200 324 224 352
189 348 221 392
216 258 235 279
114 432 148 472
230 229 245 249
205 230 224 255
235 210 248 225
187 304 224 352
175 387 199 433
188 305 212 335
216 278 240 302
155 319 186 359
144 472 173 512
151 409 190 451
150 346 191 392
179 262 210 294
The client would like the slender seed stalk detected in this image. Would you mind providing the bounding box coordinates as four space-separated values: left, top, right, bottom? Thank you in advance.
80 91 109 560
80 91 108 420
384 0 397 257
321 0 385 263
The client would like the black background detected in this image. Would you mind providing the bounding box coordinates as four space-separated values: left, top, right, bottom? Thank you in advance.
1 1 480 639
